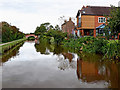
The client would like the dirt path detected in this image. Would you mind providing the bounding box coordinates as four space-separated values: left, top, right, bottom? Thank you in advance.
0 39 24 46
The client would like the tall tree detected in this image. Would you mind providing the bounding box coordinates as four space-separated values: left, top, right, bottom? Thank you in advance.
106 6 120 36
34 23 48 35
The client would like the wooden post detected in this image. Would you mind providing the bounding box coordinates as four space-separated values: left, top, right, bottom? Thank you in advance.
94 29 96 37
81 29 84 37
77 17 79 27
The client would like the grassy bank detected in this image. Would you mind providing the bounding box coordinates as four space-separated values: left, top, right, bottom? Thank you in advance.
0 38 26 54
1 42 24 63
62 37 120 60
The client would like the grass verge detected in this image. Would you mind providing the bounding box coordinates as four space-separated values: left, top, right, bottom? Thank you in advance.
0 38 26 54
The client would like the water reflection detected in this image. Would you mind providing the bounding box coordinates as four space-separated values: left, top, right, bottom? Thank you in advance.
77 56 119 88
2 40 120 88
34 40 119 88
2 42 24 63
35 41 65 55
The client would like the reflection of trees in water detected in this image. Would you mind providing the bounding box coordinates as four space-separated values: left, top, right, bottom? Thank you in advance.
34 40 65 55
34 40 119 88
77 52 103 63
2 42 24 63
34 42 47 54
53 45 64 55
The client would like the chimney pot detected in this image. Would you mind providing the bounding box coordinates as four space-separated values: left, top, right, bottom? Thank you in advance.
69 17 71 21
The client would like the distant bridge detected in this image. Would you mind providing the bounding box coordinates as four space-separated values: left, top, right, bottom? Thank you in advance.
25 34 38 39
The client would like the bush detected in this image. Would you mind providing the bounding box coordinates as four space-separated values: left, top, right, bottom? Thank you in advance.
104 40 120 59
82 38 108 54
46 29 67 45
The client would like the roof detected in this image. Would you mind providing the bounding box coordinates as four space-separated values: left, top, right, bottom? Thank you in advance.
61 19 74 26
96 24 105 29
76 6 112 17
61 22 66 26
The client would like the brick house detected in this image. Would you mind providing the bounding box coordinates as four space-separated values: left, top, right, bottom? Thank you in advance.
61 17 75 35
76 6 120 39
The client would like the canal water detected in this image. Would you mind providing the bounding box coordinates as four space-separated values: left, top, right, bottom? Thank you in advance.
2 41 120 88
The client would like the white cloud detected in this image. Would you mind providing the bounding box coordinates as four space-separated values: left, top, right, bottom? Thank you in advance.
0 0 119 33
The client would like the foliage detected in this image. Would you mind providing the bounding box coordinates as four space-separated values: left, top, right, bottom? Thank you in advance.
46 29 67 45
62 36 97 52
49 25 54 30
35 22 120 60
55 25 60 31
62 36 120 60
104 40 120 59
2 22 25 43
105 6 120 37
69 34 74 38
50 37 55 44
82 38 108 54
34 24 47 35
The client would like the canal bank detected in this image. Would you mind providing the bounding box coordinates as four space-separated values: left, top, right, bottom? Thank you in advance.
0 38 26 54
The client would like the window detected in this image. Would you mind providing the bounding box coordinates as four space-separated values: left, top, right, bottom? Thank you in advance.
98 17 106 23
78 18 81 27
78 15 81 27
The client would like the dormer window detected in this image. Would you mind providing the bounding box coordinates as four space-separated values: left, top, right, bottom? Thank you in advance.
98 17 106 23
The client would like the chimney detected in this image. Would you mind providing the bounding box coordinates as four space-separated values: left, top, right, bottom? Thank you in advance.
69 17 71 21
86 5 90 8
64 20 67 23
81 5 85 10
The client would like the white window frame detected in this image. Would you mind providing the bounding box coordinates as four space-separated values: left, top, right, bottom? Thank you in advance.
98 17 106 23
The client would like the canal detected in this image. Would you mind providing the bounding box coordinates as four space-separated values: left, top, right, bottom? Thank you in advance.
2 40 120 88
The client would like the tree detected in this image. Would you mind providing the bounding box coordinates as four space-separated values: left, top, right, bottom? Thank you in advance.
41 22 50 30
34 23 52 35
55 25 60 31
106 6 120 37
34 25 47 35
2 22 24 43
104 6 120 59
49 25 54 30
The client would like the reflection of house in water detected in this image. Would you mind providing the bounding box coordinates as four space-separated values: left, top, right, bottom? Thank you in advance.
76 58 119 88
77 59 106 82
58 52 77 70
62 52 74 62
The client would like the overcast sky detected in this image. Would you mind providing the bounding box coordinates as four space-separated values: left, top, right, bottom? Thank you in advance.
0 0 119 33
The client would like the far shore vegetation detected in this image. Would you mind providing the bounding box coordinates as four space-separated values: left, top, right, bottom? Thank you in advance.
34 6 120 61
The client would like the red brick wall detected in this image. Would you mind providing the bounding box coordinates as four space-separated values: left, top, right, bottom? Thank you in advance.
95 16 108 28
62 20 75 35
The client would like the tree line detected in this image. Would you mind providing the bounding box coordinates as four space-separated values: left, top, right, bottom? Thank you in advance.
2 22 25 43
34 23 67 45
